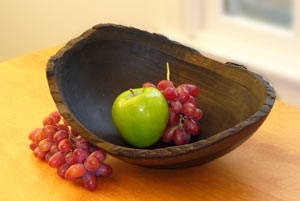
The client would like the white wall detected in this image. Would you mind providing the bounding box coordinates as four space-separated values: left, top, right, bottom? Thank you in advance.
0 0 172 62
1 0 299 107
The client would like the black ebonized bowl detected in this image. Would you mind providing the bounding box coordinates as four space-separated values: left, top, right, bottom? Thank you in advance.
46 24 275 168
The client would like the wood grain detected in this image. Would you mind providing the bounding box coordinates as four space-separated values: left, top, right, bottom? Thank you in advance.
0 46 299 201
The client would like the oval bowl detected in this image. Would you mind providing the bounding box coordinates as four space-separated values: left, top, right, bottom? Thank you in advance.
46 24 275 168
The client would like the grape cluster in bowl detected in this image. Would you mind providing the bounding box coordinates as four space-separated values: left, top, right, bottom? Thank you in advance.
28 111 112 191
142 80 203 146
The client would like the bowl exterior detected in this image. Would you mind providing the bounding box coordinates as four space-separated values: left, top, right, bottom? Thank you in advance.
114 115 268 168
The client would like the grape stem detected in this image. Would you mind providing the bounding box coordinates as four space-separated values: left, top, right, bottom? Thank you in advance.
129 88 136 96
179 114 185 127
69 132 74 140
68 132 76 150
166 62 170 81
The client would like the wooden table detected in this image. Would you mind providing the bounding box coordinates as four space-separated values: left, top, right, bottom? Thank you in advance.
0 46 299 201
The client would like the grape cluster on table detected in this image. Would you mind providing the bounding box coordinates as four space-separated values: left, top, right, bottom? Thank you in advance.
29 111 112 191
142 80 203 146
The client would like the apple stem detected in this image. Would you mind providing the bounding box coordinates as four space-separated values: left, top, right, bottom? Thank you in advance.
129 88 136 96
166 62 170 81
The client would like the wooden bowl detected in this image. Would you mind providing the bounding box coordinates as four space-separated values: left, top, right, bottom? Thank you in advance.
46 24 275 168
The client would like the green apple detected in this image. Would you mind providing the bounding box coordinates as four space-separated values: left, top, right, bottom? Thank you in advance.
112 87 169 148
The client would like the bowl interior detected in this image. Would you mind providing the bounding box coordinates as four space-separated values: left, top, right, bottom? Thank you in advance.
56 39 265 149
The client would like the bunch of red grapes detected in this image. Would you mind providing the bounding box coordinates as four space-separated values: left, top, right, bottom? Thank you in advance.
142 80 203 146
28 111 112 191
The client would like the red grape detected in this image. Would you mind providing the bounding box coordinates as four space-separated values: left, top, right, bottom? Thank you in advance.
53 130 68 144
57 163 69 178
33 129 46 143
184 119 200 135
83 172 98 191
28 111 120 190
50 144 59 155
49 111 61 123
186 84 199 97
157 80 174 91
84 156 100 171
177 86 189 103
94 163 112 177
43 116 56 126
55 123 69 133
161 126 176 143
71 128 79 137
193 108 203 120
49 151 65 168
74 136 86 143
42 125 59 138
66 164 86 178
178 84 199 97
182 103 196 117
45 152 52 162
153 79 203 146
187 95 197 107
58 139 72 153
178 84 188 89
163 87 177 100
170 100 182 114
33 147 46 159
168 110 180 125
39 138 54 152
64 171 77 181
65 152 76 165
73 148 88 163
183 132 191 144
29 128 41 141
142 82 156 88
90 150 106 163
30 142 38 151
174 128 185 145
75 141 90 150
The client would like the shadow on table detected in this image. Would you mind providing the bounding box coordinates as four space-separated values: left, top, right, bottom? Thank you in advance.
98 156 261 200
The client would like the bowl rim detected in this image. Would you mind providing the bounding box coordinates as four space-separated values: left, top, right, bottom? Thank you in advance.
46 23 276 159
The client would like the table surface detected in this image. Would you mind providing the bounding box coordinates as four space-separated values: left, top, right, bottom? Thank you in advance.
0 46 299 201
